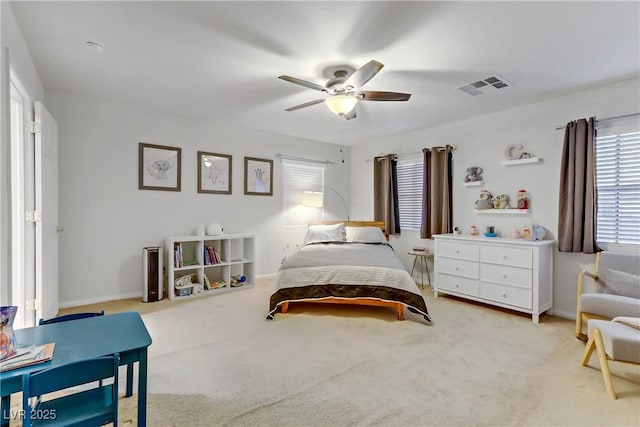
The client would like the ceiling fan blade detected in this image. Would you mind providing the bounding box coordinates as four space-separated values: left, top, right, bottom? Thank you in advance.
284 99 325 112
343 60 384 90
359 91 411 101
279 75 328 92
342 108 357 120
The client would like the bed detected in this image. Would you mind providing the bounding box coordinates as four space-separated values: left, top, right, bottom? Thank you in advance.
266 221 431 322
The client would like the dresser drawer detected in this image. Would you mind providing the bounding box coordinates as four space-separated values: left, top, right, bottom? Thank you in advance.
438 257 479 279
480 264 532 289
438 241 479 261
480 245 532 268
437 274 479 296
479 282 532 309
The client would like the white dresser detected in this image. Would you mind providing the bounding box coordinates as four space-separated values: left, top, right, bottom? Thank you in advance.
433 234 554 323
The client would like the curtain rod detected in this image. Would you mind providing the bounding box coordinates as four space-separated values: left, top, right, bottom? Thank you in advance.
554 112 640 131
362 146 457 163
275 153 335 165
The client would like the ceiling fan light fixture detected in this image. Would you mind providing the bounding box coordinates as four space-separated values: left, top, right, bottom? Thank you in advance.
325 95 358 116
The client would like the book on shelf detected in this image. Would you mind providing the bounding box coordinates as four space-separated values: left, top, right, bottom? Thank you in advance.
205 246 221 265
174 243 183 268
0 343 55 372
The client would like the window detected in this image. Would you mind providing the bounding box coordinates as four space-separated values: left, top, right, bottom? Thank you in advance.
595 126 640 247
397 160 423 230
282 161 325 227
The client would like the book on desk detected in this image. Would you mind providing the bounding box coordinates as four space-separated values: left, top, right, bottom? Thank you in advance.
0 343 55 372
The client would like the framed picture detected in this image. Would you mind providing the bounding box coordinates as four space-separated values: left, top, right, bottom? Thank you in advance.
138 143 181 191
244 156 273 196
198 151 232 194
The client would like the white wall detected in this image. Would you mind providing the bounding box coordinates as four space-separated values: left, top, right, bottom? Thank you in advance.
44 91 350 307
350 77 640 319
0 2 45 305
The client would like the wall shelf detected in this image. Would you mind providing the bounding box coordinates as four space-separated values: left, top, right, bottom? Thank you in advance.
474 209 530 215
501 157 541 166
463 181 484 187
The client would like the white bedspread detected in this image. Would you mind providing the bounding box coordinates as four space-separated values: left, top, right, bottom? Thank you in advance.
280 242 407 271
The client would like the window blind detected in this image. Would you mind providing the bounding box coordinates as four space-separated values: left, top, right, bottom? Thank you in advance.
595 131 640 245
282 160 325 228
397 161 423 230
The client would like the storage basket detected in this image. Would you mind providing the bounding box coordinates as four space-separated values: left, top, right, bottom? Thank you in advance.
174 284 193 297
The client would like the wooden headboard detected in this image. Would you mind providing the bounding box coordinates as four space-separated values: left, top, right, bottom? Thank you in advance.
308 220 388 240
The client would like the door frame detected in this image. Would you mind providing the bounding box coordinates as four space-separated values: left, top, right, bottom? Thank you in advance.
9 67 36 328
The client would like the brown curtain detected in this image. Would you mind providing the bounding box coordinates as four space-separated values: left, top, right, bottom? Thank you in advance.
373 154 400 235
558 117 598 254
421 145 453 239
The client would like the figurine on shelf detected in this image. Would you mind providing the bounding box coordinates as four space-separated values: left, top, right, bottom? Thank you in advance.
493 194 511 209
474 189 493 210
470 225 479 236
517 189 529 209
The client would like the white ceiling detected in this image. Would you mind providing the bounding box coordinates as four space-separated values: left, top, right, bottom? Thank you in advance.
9 1 640 145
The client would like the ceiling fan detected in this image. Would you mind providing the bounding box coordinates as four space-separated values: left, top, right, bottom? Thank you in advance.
278 60 411 120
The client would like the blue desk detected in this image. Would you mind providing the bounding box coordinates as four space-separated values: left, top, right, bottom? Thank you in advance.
0 311 152 427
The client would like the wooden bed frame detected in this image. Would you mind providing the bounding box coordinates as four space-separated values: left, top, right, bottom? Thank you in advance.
280 220 406 320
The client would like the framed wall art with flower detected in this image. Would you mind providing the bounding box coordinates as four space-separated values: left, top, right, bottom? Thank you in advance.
138 143 181 191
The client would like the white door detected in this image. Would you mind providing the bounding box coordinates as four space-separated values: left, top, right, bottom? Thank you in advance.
34 101 59 321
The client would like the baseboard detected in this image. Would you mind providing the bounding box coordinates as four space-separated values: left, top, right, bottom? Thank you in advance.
59 291 142 309
550 309 575 320
60 275 275 308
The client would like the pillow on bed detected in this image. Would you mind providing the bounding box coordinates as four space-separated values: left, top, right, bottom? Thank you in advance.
346 226 387 243
303 223 346 245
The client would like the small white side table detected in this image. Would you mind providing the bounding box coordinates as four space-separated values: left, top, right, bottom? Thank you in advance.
408 251 433 289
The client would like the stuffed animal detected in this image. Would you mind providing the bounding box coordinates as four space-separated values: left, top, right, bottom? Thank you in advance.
474 189 493 210
493 194 511 209
464 166 483 183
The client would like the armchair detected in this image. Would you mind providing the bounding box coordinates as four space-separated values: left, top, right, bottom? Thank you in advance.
575 251 640 340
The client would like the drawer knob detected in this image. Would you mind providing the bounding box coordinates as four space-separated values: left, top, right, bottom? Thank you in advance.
503 255 507 259
455 283 460 288
456 250 460 254
455 267 460 271
502 274 507 279
502 293 507 298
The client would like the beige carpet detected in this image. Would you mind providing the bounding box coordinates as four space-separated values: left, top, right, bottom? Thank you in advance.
11 278 640 426
113 278 639 426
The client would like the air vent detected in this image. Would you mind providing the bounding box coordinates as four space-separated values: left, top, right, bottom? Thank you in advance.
457 75 510 96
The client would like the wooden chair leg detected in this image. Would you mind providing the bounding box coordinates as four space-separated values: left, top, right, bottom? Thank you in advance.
280 302 289 313
396 304 404 320
580 333 596 366
576 315 587 341
593 328 617 400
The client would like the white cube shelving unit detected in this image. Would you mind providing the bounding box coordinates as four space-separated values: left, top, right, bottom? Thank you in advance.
166 233 255 300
